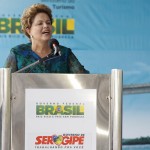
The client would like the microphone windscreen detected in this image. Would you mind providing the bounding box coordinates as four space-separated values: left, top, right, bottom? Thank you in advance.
49 38 59 49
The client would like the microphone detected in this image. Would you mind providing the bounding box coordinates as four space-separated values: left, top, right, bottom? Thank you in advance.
49 38 61 56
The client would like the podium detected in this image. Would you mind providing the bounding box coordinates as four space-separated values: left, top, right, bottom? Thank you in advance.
0 68 122 150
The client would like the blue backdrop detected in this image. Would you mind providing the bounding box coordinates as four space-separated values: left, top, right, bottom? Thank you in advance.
0 0 150 139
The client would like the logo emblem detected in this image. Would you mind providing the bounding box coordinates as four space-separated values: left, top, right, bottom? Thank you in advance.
52 135 63 145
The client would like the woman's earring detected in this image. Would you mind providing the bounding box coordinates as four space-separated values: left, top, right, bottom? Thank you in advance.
30 35 33 39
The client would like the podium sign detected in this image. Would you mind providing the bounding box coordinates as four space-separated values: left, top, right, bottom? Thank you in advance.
0 69 122 150
25 89 96 150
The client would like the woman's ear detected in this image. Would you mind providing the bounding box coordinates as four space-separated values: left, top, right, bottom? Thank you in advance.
26 27 30 36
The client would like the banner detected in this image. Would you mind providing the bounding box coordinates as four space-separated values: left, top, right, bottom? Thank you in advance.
25 89 96 150
1 0 150 143
1 0 150 84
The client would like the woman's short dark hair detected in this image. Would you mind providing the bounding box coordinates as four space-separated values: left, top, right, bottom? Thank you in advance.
21 3 53 38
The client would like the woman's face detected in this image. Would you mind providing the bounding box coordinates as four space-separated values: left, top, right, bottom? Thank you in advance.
27 12 52 43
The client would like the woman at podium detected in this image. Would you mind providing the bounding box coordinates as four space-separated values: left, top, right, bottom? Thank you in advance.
5 3 89 74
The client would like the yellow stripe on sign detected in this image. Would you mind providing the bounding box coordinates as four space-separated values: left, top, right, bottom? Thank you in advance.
52 19 56 34
67 19 75 30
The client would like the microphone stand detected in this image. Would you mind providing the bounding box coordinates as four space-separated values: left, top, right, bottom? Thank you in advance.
16 52 60 73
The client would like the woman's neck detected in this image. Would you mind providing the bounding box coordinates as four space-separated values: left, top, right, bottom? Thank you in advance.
32 42 52 58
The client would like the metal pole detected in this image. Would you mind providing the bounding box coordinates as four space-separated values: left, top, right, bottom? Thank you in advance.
123 83 150 94
0 68 11 150
110 69 123 150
